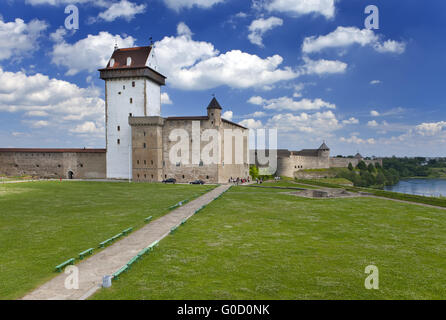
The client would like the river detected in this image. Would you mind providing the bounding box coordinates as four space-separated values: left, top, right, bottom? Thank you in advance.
384 178 446 197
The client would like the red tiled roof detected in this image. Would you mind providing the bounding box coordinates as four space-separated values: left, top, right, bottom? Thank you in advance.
105 46 152 70
0 148 106 153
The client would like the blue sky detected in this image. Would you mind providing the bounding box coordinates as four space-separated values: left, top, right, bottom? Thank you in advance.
0 0 445 156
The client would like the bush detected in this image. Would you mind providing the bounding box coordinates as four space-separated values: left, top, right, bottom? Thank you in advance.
249 165 259 179
357 161 367 170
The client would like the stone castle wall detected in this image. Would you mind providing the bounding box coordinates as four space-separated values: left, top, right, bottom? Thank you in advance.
0 149 106 179
130 110 249 184
329 157 383 168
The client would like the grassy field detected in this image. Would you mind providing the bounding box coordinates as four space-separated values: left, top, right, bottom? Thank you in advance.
0 181 214 299
93 186 446 300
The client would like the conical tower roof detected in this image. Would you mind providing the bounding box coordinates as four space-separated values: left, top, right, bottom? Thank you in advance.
319 142 330 150
207 97 222 110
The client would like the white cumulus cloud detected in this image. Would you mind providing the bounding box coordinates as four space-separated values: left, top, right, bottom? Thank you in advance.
97 0 146 22
222 110 233 121
161 92 173 105
302 26 406 55
248 95 336 111
342 117 359 125
416 121 446 136
51 31 136 75
0 68 104 137
262 0 336 19
340 135 376 145
163 0 225 11
155 23 298 90
0 17 47 61
239 118 263 129
301 57 347 75
248 16 283 47
266 111 342 136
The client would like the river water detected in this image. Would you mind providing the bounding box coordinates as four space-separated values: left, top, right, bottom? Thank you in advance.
384 179 446 197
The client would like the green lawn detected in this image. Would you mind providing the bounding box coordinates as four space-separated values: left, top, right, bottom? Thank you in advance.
93 186 446 300
0 181 214 299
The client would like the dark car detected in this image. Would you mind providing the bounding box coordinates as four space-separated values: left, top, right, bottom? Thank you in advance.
162 178 177 184
189 180 205 185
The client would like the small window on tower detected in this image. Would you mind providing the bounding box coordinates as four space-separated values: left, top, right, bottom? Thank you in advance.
117 139 120 145
143 143 146 148
132 81 135 87
130 98 133 104
123 85 125 90
127 57 132 66
117 126 120 131
129 113 132 117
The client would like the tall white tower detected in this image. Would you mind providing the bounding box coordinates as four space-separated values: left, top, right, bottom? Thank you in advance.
99 45 166 179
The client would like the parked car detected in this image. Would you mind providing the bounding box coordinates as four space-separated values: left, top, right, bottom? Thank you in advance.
162 178 177 184
189 180 205 185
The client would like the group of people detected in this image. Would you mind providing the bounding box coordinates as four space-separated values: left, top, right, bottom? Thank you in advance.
228 177 250 185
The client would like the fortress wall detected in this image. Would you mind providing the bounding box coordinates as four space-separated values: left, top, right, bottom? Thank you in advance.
0 150 106 179
277 155 330 177
329 158 383 168
161 119 219 183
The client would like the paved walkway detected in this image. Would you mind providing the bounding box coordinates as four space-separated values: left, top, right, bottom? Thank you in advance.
22 184 231 300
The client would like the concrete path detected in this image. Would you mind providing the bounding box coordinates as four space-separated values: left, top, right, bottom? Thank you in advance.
22 184 230 300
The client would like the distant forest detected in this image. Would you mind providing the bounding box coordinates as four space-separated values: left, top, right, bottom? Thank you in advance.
334 157 446 189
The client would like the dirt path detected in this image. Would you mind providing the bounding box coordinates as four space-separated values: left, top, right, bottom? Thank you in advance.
21 184 231 300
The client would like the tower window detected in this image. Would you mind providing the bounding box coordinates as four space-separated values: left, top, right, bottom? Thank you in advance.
123 85 125 90
144 132 146 137
129 113 132 117
132 81 135 87
144 160 146 165
151 160 153 165
137 160 140 165
117 126 120 131
130 98 133 104
117 139 120 145
143 143 146 148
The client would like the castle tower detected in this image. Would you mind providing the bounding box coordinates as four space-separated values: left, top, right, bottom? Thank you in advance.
99 45 166 179
207 97 222 126
318 141 330 159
